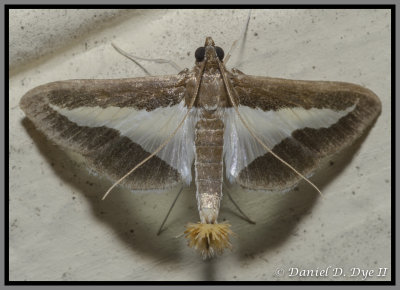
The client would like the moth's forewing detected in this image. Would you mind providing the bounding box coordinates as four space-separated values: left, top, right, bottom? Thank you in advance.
20 76 193 190
228 73 381 191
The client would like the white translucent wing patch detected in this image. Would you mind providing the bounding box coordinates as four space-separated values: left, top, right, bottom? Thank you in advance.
223 104 356 182
49 101 196 184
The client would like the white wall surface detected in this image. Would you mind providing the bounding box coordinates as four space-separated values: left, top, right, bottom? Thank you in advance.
9 9 391 281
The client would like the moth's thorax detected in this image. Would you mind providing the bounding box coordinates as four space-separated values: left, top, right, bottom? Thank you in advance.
188 66 230 111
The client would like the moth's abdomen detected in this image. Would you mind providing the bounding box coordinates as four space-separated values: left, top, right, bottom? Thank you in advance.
195 117 224 224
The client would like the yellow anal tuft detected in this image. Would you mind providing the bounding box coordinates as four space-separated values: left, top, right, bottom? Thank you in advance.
184 222 233 259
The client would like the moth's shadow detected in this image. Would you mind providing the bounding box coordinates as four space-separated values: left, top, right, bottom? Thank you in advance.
224 130 372 262
21 118 191 263
22 117 374 274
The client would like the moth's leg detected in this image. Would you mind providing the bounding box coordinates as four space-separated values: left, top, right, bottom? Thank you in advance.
223 9 251 66
224 185 256 225
111 43 182 76
157 186 184 236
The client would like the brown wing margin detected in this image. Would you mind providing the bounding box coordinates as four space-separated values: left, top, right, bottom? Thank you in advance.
230 73 381 191
20 75 189 190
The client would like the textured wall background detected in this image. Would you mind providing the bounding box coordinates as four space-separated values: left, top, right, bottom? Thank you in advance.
9 9 391 281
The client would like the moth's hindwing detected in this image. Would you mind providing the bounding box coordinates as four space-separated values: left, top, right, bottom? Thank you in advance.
225 74 381 192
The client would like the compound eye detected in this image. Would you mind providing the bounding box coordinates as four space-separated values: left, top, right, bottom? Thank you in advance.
195 47 205 62
215 46 224 61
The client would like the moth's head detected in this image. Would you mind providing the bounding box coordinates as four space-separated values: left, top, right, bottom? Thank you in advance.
195 37 224 65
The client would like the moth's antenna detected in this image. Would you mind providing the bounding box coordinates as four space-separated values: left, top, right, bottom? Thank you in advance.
223 39 238 65
223 10 251 65
102 61 206 200
234 9 251 67
218 61 323 197
112 43 182 74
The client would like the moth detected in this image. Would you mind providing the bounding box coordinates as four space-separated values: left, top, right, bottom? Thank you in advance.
20 37 381 258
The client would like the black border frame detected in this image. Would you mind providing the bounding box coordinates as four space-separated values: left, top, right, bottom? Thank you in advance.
5 4 396 285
